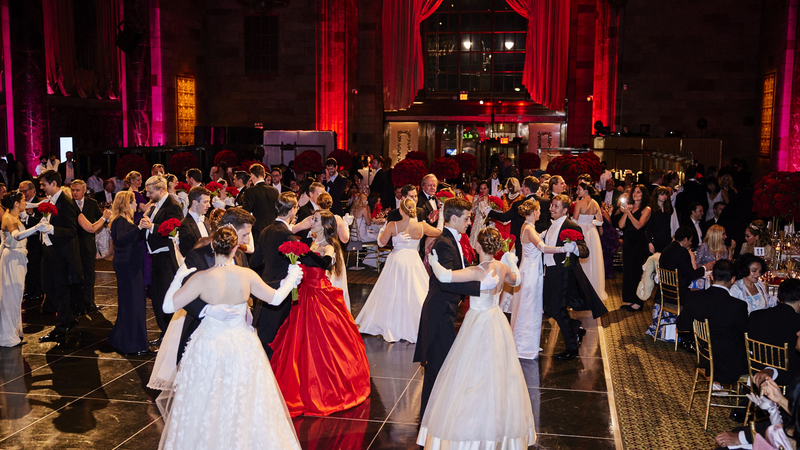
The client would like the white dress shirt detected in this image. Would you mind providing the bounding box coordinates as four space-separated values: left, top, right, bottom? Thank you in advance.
101 191 113 204
146 194 170 254
395 197 402 209
692 218 703 242
445 226 466 267
273 183 283 193
188 211 208 237
423 192 438 211
544 215 567 267
490 178 501 196
604 190 615 205
87 175 104 194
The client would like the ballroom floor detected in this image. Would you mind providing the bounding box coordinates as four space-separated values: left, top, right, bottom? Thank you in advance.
0 270 618 450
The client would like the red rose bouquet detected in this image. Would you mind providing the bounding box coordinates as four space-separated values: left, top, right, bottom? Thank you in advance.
294 150 323 174
404 151 429 167
501 232 516 253
278 241 311 300
175 182 191 193
459 233 476 265
169 151 198 175
206 181 224 197
519 152 542 172
115 154 150 179
430 156 460 181
485 195 504 225
328 149 353 171
559 229 584 267
213 149 238 167
435 190 454 200
158 218 182 238
38 202 59 217
392 159 428 187
371 200 383 219
225 186 239 197
453 153 477 174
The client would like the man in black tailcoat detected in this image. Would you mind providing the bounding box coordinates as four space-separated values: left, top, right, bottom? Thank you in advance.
177 186 212 256
20 181 44 303
233 171 249 206
386 184 424 223
414 197 496 419
542 194 608 361
240 163 278 243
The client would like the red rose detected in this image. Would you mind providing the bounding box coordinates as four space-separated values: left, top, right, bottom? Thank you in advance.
488 196 504 210
175 182 191 193
37 202 59 216
278 241 311 258
559 229 584 242
213 149 238 167
158 218 182 237
435 191 455 200
225 186 239 197
206 181 224 195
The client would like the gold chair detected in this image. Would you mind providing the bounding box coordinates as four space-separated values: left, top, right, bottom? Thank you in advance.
654 268 681 351
688 319 748 430
347 220 388 272
743 333 789 424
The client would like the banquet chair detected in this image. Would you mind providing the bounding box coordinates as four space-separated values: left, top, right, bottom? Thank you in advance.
655 268 681 351
688 319 749 430
347 220 389 272
743 333 789 424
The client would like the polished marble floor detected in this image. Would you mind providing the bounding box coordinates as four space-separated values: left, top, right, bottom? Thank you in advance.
0 271 617 449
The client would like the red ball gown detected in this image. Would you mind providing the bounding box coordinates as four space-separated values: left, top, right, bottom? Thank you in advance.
270 263 371 417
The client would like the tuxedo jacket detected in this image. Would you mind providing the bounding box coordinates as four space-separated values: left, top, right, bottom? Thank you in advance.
748 303 800 385
250 220 298 288
702 217 719 235
675 179 706 223
178 242 250 363
386 206 426 223
240 182 279 241
677 286 748 384
323 175 348 216
543 218 608 319
533 194 551 233
177 214 211 256
23 196 44 255
234 186 247 206
487 194 533 259
381 169 395 210
144 195 184 254
413 228 481 366
600 190 622 209
658 240 705 301
94 190 115 206
76 197 102 257
369 169 388 202
680 217 703 250
44 191 83 283
57 161 77 182
417 192 438 226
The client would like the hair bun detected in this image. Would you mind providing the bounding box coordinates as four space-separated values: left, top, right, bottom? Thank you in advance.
212 227 238 256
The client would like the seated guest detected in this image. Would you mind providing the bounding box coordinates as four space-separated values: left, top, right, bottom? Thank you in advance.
695 224 736 267
659 226 708 300
702 201 725 235
747 278 800 384
94 179 116 207
740 220 775 262
730 253 775 314
676 259 748 385
680 202 705 250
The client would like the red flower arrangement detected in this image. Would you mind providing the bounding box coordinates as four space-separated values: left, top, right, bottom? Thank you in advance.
546 152 602 185
175 182 191 193
206 181 224 196
559 229 584 267
519 152 542 171
169 151 198 175
435 190 455 200
225 186 239 197
38 202 59 217
404 151 429 167
327 149 353 171
115 154 150 179
430 156 460 181
294 150 323 174
392 159 428 187
752 171 800 221
158 218 182 237
485 195 505 225
459 233 476 265
371 200 383 219
278 241 311 300
453 153 477 174
213 149 238 168
238 160 265 173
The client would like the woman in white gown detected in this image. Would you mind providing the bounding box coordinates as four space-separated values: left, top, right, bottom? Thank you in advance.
418 227 535 449
159 226 304 450
0 192 42 347
511 199 568 359
355 198 440 342
572 181 607 300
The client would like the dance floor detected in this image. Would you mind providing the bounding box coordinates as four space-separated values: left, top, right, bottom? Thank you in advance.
0 270 619 449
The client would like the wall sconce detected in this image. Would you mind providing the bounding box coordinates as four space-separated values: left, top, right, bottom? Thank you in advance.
505 41 514 50
463 41 472 50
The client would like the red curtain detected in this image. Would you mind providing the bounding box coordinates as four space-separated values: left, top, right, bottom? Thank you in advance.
505 0 570 112
382 0 442 112
592 0 618 130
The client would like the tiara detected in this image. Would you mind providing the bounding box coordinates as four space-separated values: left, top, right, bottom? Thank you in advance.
748 224 760 231
220 223 237 232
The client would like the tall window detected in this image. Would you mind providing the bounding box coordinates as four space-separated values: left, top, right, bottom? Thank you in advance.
244 15 279 75
176 76 196 145
422 0 527 94
760 73 775 158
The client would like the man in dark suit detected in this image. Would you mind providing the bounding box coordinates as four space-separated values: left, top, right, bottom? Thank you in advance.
249 192 301 357
381 157 395 210
485 176 539 260
675 165 706 223
270 166 290 194
542 194 608 360
386 184 424 223
536 175 567 233
322 158 348 216
38 170 83 342
703 201 725 235
57 151 77 184
600 178 622 211
240 163 278 244
177 186 211 256
295 182 324 224
367 156 388 204
20 181 44 303
94 178 115 207
70 179 107 314
747 279 800 385
174 207 256 363
139 175 184 341
659 226 709 302
233 171 249 206
676 259 748 384
681 202 705 250
414 197 492 420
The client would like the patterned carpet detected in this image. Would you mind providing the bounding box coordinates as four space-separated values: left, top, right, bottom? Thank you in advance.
602 275 739 449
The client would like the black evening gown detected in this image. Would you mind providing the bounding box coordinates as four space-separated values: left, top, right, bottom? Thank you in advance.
108 218 149 353
647 209 673 253
620 209 649 307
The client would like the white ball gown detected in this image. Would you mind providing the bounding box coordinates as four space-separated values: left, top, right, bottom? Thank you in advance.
355 223 428 342
417 263 536 449
0 227 29 347
159 303 300 450
510 240 544 360
576 214 607 301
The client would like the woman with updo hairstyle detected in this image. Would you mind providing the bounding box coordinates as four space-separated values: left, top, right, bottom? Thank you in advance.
269 209 371 417
0 191 42 346
420 227 535 449
741 220 775 262
160 225 304 450
572 180 607 300
730 253 775 314
125 170 149 221
356 196 441 342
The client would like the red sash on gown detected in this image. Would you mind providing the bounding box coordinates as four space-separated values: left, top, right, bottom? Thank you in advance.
270 264 371 417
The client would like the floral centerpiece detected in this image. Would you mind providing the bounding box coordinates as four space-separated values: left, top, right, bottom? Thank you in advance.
294 150 323 174
519 152 542 172
278 241 311 300
404 151 429 167
169 151 198 175
546 152 602 186
115 154 150 179
453 153 477 174
559 229 583 267
328 149 353 171
392 159 428 187
213 149 238 167
752 171 800 222
431 157 460 181
158 218 182 237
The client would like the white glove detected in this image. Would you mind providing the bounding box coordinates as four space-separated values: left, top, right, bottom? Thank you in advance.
224 196 236 207
162 265 198 314
272 264 304 305
212 196 225 209
35 218 50 232
747 393 783 425
501 252 522 287
428 249 452 283
343 213 355 226
12 226 39 241
19 210 28 221
564 241 578 255
537 241 566 253
591 219 603 227
480 272 500 290
177 191 188 202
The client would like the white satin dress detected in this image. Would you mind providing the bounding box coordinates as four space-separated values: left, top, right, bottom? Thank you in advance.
510 240 544 359
577 214 607 301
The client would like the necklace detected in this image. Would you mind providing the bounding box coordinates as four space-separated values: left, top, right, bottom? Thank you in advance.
215 262 233 267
